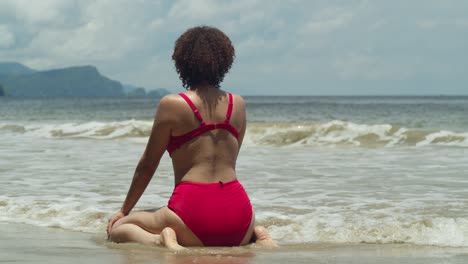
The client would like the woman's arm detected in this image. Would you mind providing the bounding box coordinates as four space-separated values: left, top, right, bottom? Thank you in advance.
120 96 174 214
235 95 247 152
107 96 174 234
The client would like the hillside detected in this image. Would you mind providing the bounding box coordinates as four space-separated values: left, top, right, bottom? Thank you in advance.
124 84 171 97
0 62 171 97
0 62 36 76
0 64 124 97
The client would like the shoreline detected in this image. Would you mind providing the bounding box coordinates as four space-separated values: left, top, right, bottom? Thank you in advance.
1 222 468 264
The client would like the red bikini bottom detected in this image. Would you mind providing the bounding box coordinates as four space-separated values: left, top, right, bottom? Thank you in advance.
167 179 253 246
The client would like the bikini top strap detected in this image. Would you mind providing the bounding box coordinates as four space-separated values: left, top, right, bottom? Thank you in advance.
225 93 234 122
179 93 205 125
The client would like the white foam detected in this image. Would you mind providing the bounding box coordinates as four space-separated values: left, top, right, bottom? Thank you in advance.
245 121 468 148
2 192 468 247
0 195 108 233
2 120 468 148
0 120 153 139
302 120 394 146
262 214 468 247
417 130 468 147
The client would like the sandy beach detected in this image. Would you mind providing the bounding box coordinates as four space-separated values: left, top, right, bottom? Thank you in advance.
1 222 468 264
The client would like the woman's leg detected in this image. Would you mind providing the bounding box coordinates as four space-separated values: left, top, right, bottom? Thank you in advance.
110 208 167 234
110 223 160 245
111 224 185 250
109 206 203 247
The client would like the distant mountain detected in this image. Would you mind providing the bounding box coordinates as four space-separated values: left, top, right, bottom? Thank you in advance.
123 84 172 97
147 88 171 97
127 87 146 97
122 84 139 93
0 62 36 76
0 84 4 96
0 62 171 97
0 65 124 97
123 84 146 96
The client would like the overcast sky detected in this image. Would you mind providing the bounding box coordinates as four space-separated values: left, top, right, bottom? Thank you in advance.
1 0 467 95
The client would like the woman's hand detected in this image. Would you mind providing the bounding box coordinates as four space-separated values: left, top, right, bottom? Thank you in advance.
107 211 125 237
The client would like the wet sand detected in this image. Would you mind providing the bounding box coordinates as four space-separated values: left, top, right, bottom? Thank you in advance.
1 222 468 264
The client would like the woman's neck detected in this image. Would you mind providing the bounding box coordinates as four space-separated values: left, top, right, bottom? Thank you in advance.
190 83 216 92
189 84 223 98
189 83 225 107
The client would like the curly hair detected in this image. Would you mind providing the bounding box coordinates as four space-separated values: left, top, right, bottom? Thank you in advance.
172 26 235 89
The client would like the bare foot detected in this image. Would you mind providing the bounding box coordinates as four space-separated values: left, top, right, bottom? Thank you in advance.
253 226 278 248
160 227 186 251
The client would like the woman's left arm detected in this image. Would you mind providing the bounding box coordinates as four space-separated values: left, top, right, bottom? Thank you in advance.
107 96 174 233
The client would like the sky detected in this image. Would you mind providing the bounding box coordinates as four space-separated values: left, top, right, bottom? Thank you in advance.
0 0 467 95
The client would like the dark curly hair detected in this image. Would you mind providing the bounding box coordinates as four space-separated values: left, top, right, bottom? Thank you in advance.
172 26 235 89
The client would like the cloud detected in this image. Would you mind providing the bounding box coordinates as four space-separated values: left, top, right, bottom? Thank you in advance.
12 0 83 27
0 0 467 95
168 0 220 20
333 53 415 80
417 19 468 30
300 7 354 34
0 25 15 48
149 18 165 31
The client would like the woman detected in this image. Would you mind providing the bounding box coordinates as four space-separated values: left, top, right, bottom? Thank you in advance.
107 26 273 249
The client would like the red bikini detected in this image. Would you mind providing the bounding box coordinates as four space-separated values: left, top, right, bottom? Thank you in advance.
168 180 253 246
166 93 253 246
166 92 239 155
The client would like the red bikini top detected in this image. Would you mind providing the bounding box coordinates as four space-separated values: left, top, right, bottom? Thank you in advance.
166 93 239 156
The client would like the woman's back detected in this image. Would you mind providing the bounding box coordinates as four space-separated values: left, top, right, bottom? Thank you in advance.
166 88 246 184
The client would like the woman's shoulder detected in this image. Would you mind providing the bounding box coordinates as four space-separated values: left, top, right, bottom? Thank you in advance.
158 93 186 108
229 93 246 111
160 93 182 102
155 94 190 119
159 91 245 110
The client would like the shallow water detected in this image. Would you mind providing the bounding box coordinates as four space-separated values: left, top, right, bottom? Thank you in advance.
4 223 468 264
1 96 467 247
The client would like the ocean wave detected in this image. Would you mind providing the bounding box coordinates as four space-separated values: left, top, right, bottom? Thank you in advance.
246 121 468 147
1 196 467 247
0 120 153 139
0 196 107 233
1 120 468 147
259 214 468 247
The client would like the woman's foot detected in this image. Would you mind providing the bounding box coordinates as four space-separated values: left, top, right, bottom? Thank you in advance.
160 227 186 251
253 226 278 248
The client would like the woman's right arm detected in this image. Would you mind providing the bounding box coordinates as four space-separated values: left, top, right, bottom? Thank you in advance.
107 95 176 234
235 95 247 152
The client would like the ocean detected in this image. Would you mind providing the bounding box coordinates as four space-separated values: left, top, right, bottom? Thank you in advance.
1 95 468 250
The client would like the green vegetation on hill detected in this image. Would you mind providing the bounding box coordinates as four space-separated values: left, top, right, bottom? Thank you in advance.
0 62 36 75
0 62 170 97
123 84 171 97
127 87 146 97
147 88 170 97
0 64 124 97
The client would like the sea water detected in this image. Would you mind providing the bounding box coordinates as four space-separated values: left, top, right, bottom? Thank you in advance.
0 96 467 247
